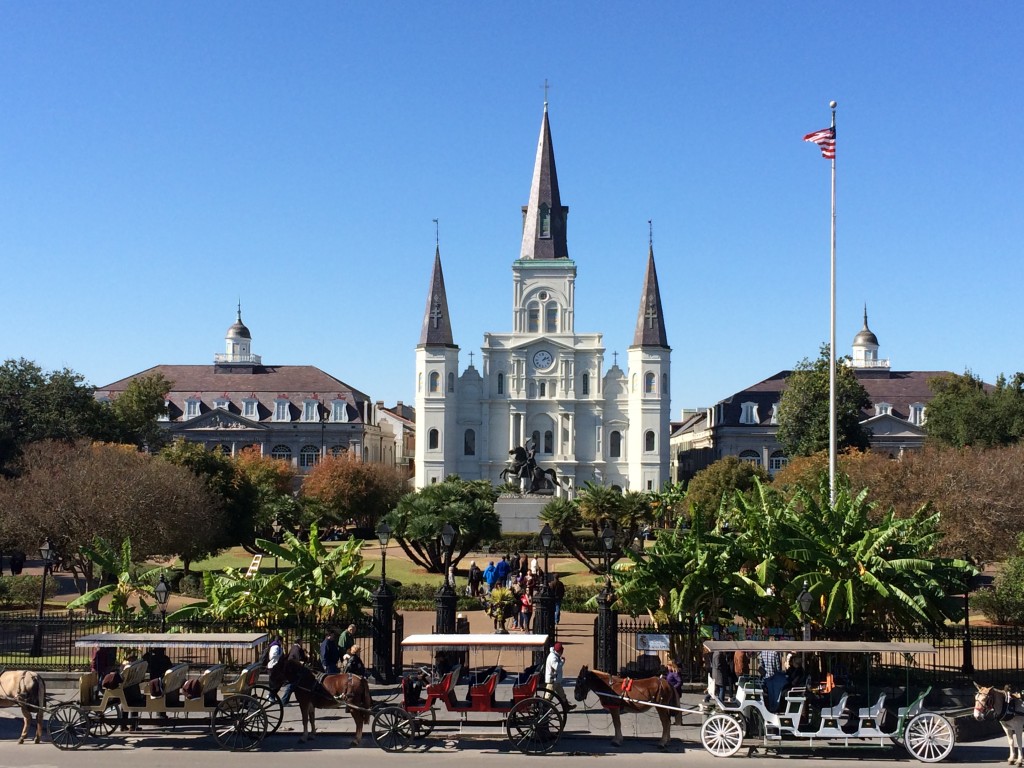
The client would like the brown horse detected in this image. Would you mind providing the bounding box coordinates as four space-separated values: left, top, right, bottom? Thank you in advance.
269 659 372 745
573 665 676 748
0 670 46 744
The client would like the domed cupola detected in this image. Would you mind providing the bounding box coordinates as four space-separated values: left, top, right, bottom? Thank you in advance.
216 304 261 367
850 305 887 369
227 305 252 341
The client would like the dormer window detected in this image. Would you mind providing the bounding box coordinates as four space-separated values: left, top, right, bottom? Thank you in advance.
539 203 551 238
159 399 171 422
242 398 258 419
185 397 201 419
909 402 926 426
876 402 892 417
770 403 780 425
331 400 348 422
214 397 230 411
274 399 291 421
303 400 320 422
740 402 759 425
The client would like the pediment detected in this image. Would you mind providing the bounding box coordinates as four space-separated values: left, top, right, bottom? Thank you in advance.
860 413 926 438
181 408 265 431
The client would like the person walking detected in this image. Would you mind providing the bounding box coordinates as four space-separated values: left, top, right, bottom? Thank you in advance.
712 650 737 702
483 561 497 593
494 556 511 589
544 642 576 711
279 640 307 705
320 628 342 674
468 560 483 597
550 574 565 624
338 623 357 662
518 588 533 632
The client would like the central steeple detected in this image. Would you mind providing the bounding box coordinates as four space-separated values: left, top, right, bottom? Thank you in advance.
519 102 569 260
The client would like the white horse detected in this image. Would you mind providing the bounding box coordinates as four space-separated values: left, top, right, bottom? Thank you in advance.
0 670 47 744
974 683 1024 765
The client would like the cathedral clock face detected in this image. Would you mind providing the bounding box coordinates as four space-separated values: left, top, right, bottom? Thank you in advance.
533 349 554 370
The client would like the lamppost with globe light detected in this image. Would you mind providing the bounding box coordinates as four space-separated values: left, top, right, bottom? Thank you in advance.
434 523 457 634
797 580 814 642
271 519 283 573
532 524 556 667
154 573 170 632
596 522 618 673
372 521 396 682
30 540 55 657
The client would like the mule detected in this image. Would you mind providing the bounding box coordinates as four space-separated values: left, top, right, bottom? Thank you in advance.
975 683 1024 765
573 665 676 748
269 659 372 745
0 670 46 744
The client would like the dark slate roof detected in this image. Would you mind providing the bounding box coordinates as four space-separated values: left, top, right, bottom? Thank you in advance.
632 245 669 348
519 104 569 261
383 402 415 423
419 246 456 347
99 364 370 424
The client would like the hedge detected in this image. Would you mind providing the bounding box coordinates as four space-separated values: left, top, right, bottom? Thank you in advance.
0 575 60 609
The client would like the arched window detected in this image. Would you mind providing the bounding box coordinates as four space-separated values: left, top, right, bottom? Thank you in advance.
418 372 422 392
532 430 541 450
539 203 551 238
631 373 637 393
447 372 455 392
768 450 788 473
271 445 292 461
428 429 439 450
429 372 440 393
299 445 320 468
581 372 589 396
329 445 347 457
543 430 553 454
497 372 504 395
644 372 656 394
739 449 762 467
527 303 540 333
464 429 476 456
545 302 557 333
610 431 622 458
644 430 655 452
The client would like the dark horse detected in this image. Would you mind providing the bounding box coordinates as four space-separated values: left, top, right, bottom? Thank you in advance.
573 665 676 748
0 670 46 744
269 659 373 745
500 445 563 494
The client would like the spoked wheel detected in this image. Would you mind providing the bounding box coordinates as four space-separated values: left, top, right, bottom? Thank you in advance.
903 712 955 763
535 687 569 729
87 700 121 736
372 706 415 752
701 712 745 758
212 694 268 751
249 685 284 734
413 706 436 738
506 695 564 755
49 703 90 750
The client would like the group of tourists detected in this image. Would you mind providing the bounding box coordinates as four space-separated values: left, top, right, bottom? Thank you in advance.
265 623 366 705
471 554 566 632
708 646 828 712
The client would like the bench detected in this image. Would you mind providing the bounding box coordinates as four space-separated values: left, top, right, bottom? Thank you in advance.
469 672 501 709
512 672 540 703
184 664 226 710
425 667 460 710
220 662 262 696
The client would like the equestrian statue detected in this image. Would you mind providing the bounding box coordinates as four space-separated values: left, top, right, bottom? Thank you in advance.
500 441 564 495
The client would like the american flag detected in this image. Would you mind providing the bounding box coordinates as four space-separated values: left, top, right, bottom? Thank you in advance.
803 127 836 159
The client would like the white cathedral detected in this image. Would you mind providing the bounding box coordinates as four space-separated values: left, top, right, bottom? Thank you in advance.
414 104 671 493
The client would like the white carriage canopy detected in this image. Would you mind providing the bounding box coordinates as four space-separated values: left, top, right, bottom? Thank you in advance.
75 632 268 650
401 633 549 652
703 640 937 655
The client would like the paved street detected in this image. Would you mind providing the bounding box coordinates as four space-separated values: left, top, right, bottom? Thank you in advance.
0 690 1009 768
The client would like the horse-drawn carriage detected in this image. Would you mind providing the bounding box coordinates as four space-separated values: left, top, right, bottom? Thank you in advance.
47 632 278 751
371 633 567 754
699 640 957 762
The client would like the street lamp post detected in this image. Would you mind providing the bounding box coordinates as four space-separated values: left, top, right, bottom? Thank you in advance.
30 540 55 657
596 523 618 673
372 521 396 683
532 524 556 668
271 519 282 573
797 580 813 642
434 523 457 634
961 564 975 675
154 573 170 632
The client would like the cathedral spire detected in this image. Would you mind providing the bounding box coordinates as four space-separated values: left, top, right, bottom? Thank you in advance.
419 245 456 347
519 103 569 260
632 242 669 348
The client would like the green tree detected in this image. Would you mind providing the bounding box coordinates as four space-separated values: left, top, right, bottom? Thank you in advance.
108 373 173 451
232 447 298 536
384 478 501 574
0 359 112 476
925 371 1024 448
170 523 374 623
776 344 872 457
66 537 164 620
684 456 770 519
302 452 409 530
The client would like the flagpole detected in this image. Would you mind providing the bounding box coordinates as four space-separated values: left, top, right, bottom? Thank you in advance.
828 100 838 508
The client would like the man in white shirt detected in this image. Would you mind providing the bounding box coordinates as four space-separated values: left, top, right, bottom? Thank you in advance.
544 642 576 711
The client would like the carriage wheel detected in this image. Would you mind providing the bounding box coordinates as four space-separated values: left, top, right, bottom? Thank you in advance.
413 706 436 738
212 695 268 751
249 685 284 734
535 687 569 729
87 700 121 736
701 712 744 758
506 696 563 755
903 712 955 763
49 704 89 750
372 706 415 752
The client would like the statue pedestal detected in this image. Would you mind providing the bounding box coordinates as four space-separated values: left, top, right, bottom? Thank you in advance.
495 495 549 533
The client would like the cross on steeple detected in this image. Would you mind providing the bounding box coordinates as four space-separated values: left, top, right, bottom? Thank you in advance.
433 218 439 247
612 351 619 366
648 219 653 247
430 298 443 328
542 78 551 105
645 301 658 329
469 351 475 366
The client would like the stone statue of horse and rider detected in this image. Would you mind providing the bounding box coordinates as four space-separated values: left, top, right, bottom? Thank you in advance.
500 442 565 495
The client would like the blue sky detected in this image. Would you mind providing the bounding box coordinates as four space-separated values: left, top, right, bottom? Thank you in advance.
2 3 1021 415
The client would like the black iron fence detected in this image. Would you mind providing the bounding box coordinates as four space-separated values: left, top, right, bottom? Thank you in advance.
615 616 1024 690
0 611 380 671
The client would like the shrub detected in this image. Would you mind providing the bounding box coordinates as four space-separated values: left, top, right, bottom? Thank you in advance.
0 575 60 609
177 573 204 598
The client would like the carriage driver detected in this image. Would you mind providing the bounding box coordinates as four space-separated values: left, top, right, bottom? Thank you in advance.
544 642 577 711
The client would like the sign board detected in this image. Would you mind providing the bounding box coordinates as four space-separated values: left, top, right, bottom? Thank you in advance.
637 633 670 652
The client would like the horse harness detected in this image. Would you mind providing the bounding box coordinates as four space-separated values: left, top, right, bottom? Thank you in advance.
978 688 1022 722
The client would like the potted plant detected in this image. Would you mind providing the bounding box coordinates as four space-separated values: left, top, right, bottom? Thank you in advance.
486 587 515 634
